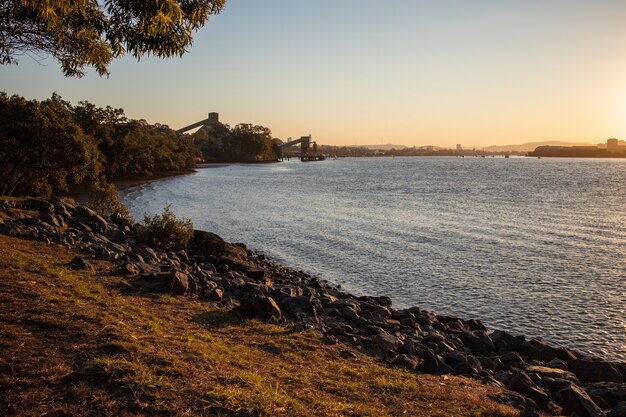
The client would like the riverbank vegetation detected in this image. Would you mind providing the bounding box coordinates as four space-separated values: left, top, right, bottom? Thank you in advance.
0 92 196 197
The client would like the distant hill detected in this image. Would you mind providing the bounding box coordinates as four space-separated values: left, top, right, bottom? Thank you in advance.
353 144 408 150
483 141 596 152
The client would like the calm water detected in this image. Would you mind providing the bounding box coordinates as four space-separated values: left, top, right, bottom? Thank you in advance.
122 157 626 361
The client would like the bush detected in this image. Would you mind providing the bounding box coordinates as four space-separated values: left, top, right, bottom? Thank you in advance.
87 179 132 221
138 205 193 251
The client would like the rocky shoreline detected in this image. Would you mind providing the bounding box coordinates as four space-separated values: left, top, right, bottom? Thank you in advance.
1 197 625 417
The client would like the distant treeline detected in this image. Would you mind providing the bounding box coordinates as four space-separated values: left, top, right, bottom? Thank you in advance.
0 92 197 197
191 123 280 163
317 145 523 158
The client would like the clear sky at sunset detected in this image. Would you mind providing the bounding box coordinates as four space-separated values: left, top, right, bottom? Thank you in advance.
2 0 626 147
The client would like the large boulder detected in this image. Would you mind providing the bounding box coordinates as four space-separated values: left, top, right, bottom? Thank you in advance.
569 360 624 384
238 294 281 321
585 383 626 408
490 330 533 356
507 371 550 404
165 271 189 295
459 330 495 356
189 230 250 265
560 383 606 417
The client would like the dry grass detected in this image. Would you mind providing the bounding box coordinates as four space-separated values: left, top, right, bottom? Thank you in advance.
0 234 520 416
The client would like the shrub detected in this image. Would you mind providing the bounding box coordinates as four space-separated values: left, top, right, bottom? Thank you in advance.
87 179 132 221
139 205 193 251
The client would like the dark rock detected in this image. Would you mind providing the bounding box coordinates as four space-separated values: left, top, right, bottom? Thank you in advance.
555 347 577 361
466 319 487 331
584 383 626 408
390 354 420 371
490 330 533 356
247 267 268 279
569 360 624 383
609 402 626 417
500 351 526 365
69 256 94 272
23 198 54 213
490 391 540 417
74 205 97 219
39 213 61 228
238 294 281 321
418 351 454 375
341 306 358 320
281 295 320 319
530 338 559 361
115 262 140 276
373 333 398 352
507 371 550 403
560 383 606 417
459 330 495 356
165 271 189 295
206 288 224 302
526 365 578 383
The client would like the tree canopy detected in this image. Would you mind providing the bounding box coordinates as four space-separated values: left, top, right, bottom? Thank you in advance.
0 92 198 197
0 0 225 77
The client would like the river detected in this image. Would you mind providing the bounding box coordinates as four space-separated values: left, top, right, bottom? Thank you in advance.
121 156 626 361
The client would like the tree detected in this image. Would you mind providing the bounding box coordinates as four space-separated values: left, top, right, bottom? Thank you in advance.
0 0 225 77
0 93 102 196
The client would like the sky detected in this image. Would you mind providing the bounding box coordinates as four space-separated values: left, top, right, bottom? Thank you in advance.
2 0 626 148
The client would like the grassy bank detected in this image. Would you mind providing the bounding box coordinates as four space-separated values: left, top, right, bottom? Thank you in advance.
0 233 519 416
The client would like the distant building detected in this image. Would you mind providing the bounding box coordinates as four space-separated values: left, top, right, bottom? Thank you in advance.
208 112 219 124
607 138 619 151
456 144 462 151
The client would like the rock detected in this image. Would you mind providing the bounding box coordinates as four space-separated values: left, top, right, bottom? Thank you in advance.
560 383 606 417
584 383 626 408
526 365 578 383
39 213 61 228
466 319 487 331
442 351 481 375
530 338 559 361
23 198 54 213
609 402 626 417
238 294 281 321
206 288 224 302
373 333 398 352
281 295 320 319
490 330 533 356
491 391 540 417
73 205 97 219
507 371 550 403
459 330 495 356
247 267 268 279
165 271 189 295
69 256 94 272
390 354 420 371
569 360 624 383
418 351 454 375
115 262 140 276
341 306 358 320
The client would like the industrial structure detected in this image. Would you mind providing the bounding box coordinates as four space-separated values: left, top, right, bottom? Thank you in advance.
177 113 325 162
277 135 325 161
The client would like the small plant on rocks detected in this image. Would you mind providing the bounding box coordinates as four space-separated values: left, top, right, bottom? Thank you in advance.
88 179 132 221
138 205 193 251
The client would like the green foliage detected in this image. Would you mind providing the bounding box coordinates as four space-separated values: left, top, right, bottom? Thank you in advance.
0 92 197 197
0 92 102 197
1 0 225 77
138 205 194 251
87 179 132 221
